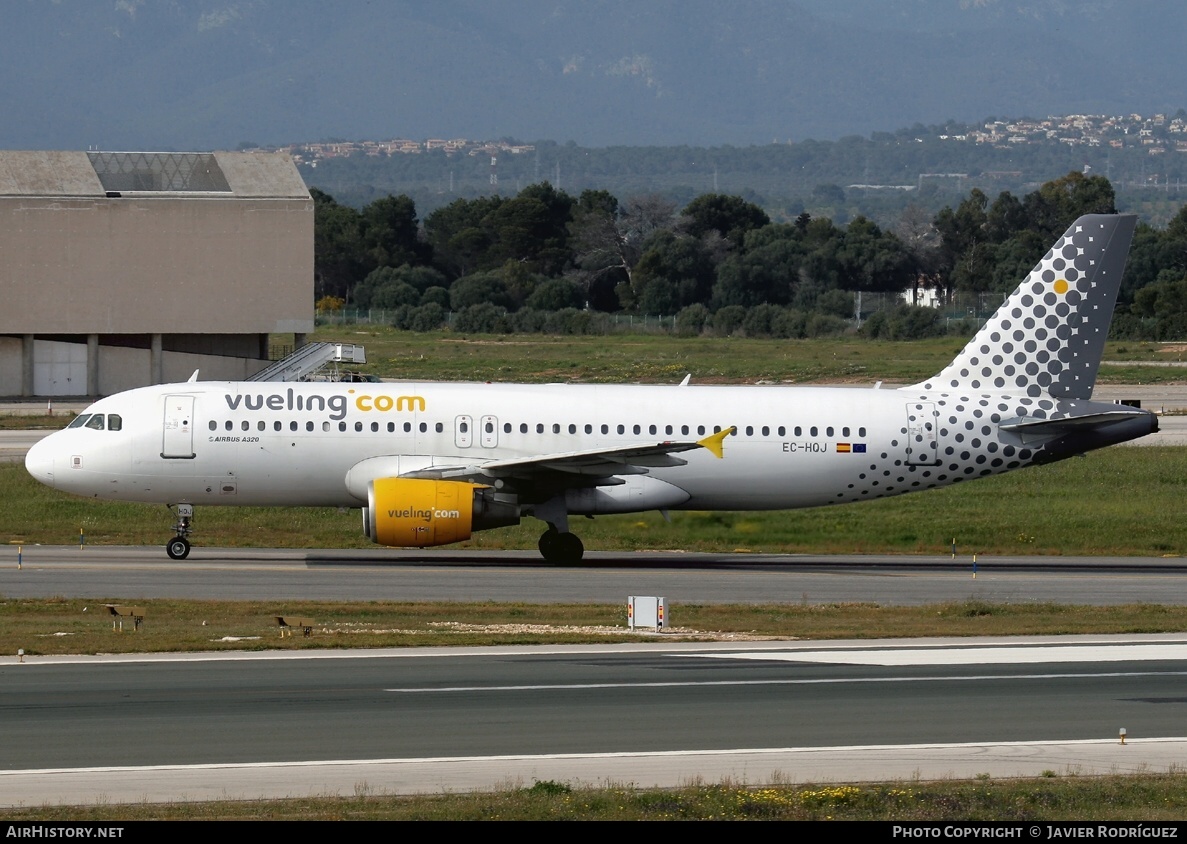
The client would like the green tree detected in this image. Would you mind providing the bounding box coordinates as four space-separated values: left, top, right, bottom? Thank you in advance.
360 194 430 270
711 224 805 308
681 194 770 248
312 189 367 301
569 193 677 310
1021 171 1116 240
632 231 715 315
449 271 514 311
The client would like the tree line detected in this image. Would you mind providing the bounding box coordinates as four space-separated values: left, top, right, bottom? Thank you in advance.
312 173 1187 340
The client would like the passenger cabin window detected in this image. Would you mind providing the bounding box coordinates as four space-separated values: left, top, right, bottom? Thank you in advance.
307 422 315 432
355 422 363 432
241 421 250 431
435 422 443 433
224 420 233 431
290 421 298 432
208 421 217 431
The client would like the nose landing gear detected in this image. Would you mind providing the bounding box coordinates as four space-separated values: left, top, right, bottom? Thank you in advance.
166 504 194 560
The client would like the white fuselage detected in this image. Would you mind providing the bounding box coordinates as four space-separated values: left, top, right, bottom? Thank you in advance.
24 378 1149 515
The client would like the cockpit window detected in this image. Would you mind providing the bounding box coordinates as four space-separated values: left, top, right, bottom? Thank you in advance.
68 414 92 429
84 415 105 431
107 414 122 432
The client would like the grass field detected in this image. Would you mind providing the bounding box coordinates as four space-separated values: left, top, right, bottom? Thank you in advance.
8 598 1187 656
303 328 1187 386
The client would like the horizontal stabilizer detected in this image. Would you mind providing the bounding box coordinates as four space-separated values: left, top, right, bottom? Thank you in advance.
999 409 1157 443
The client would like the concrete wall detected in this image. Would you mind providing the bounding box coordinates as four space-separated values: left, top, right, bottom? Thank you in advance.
0 336 21 394
0 195 312 335
0 340 269 396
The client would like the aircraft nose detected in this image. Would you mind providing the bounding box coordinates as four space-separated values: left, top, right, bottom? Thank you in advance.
24 434 56 488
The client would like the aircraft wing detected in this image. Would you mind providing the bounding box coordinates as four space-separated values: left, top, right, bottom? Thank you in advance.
403 427 736 485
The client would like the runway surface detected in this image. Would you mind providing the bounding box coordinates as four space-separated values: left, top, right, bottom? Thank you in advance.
4 544 1187 606
3 636 1187 807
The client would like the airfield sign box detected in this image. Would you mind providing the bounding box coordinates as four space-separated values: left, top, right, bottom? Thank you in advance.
628 596 666 630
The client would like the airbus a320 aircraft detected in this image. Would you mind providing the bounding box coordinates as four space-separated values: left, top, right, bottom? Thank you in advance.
26 214 1157 563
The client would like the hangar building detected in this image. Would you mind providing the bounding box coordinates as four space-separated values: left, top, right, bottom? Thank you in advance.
0 150 313 397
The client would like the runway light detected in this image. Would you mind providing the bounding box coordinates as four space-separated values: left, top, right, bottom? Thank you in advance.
1120 727 1127 745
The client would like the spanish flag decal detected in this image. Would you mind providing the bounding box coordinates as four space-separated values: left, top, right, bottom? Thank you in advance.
836 443 851 453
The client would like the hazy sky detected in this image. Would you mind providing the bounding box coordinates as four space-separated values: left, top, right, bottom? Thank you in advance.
1 0 1182 150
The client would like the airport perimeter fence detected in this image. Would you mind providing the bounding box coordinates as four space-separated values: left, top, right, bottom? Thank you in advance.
313 291 1002 334
315 308 680 333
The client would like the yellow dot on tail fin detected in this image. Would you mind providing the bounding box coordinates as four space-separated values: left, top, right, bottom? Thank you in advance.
1054 278 1069 294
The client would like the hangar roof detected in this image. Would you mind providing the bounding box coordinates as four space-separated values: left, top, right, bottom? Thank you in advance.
0 150 308 199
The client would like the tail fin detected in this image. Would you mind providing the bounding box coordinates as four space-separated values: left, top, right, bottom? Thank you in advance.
914 214 1137 399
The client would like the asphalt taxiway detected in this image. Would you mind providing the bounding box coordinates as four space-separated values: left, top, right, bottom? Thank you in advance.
3 636 1187 807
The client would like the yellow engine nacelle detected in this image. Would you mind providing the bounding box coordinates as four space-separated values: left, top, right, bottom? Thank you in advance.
364 477 520 548
365 478 479 547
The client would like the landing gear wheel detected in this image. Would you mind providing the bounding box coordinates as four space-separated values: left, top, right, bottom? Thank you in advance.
538 529 584 564
538 529 560 560
166 536 191 560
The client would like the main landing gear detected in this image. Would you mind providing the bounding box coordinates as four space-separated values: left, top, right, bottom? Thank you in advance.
538 527 584 564
166 504 194 560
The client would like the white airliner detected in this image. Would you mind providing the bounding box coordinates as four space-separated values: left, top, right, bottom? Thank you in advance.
25 214 1157 563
